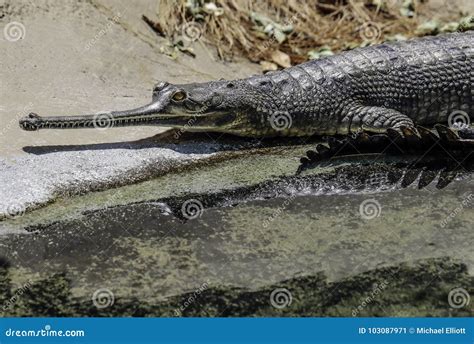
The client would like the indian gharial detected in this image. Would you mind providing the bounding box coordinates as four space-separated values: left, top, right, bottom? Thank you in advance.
19 32 473 158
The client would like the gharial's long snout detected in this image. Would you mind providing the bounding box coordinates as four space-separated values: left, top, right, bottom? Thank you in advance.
18 80 250 136
19 101 169 131
18 80 233 132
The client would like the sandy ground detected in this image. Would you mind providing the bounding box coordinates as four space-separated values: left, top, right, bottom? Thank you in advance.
1 0 259 155
0 0 259 217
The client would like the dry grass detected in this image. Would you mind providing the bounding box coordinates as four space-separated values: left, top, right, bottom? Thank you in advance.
152 0 467 64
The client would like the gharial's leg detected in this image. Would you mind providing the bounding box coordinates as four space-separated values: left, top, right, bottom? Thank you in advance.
299 107 415 171
346 106 474 145
345 106 414 135
325 106 417 154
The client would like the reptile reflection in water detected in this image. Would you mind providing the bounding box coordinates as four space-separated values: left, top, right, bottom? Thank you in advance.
20 151 471 229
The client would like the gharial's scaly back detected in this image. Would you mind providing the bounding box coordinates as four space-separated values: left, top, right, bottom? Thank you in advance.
240 31 473 135
20 32 473 138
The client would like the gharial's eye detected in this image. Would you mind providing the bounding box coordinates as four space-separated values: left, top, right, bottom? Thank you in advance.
172 91 186 101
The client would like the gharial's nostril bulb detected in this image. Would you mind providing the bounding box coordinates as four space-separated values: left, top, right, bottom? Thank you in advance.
154 81 169 92
27 112 41 119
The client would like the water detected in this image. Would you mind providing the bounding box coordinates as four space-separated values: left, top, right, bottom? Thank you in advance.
0 149 472 316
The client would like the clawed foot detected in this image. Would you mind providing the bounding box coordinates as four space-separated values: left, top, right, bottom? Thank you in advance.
298 125 474 173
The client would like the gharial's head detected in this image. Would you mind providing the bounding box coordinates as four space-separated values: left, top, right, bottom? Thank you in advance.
19 77 296 137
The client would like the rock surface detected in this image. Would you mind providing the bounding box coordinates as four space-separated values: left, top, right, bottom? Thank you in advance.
0 0 259 217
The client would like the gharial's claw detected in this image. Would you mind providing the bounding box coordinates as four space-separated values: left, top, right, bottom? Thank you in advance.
305 149 320 161
418 169 438 189
437 169 458 189
416 126 439 145
299 125 474 173
400 125 422 142
386 128 403 142
326 137 344 150
401 168 423 188
434 124 460 142
315 144 330 155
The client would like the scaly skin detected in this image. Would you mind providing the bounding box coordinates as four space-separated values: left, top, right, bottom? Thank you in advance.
19 32 473 138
